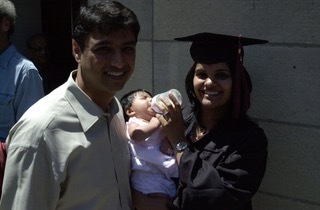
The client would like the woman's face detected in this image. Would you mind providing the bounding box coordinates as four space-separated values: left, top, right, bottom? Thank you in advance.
193 62 233 111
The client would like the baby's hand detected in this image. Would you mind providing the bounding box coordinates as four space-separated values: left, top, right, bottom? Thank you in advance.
160 137 174 156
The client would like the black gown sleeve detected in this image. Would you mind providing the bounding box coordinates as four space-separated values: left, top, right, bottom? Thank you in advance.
174 121 268 210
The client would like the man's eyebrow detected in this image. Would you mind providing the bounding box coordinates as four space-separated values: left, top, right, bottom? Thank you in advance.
94 40 137 46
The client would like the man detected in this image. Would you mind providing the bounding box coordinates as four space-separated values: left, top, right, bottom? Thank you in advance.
26 33 76 95
26 33 50 73
26 33 53 94
0 1 140 209
0 0 44 142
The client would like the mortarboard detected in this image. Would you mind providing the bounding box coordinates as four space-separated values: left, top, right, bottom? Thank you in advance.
174 32 268 119
174 32 268 65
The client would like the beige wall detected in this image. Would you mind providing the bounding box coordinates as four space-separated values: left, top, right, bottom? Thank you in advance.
13 0 320 209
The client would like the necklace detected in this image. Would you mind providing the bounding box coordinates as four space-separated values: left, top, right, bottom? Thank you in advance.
194 125 208 141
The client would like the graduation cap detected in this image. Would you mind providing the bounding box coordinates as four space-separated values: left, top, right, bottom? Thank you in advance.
174 32 268 65
175 32 268 119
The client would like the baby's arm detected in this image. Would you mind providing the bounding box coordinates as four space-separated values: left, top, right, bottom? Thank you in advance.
128 117 160 141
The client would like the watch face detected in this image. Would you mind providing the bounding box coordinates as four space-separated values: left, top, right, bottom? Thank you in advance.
176 142 188 151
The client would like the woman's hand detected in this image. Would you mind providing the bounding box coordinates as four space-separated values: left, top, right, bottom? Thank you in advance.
156 93 186 147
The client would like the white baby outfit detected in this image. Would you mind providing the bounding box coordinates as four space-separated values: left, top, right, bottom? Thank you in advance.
127 117 179 198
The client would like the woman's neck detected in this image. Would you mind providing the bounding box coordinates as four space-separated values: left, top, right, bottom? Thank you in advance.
199 106 229 130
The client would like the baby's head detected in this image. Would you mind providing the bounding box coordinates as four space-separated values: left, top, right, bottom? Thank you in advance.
120 89 154 121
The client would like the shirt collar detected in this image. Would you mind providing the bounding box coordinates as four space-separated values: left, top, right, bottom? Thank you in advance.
65 70 120 132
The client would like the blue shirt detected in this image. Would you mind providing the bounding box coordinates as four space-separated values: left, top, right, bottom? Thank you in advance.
0 44 44 141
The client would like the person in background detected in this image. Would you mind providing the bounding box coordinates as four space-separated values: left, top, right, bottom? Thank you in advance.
134 32 268 210
0 1 140 209
0 0 44 142
26 33 76 95
26 33 55 94
26 33 50 76
120 89 179 201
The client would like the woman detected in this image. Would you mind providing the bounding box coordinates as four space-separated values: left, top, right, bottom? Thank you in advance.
134 32 268 210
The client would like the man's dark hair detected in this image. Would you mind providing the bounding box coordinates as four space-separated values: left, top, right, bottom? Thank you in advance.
72 1 140 50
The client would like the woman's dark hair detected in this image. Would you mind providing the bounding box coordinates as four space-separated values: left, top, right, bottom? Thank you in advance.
72 1 140 50
185 59 252 124
120 89 153 122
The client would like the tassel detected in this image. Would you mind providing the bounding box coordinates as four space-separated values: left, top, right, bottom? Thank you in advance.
232 35 250 119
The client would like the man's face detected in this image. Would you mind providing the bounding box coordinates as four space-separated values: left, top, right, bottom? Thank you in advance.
0 16 10 40
28 36 49 66
74 28 137 98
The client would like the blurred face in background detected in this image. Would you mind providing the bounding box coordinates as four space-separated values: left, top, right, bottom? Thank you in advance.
0 16 10 45
27 35 50 68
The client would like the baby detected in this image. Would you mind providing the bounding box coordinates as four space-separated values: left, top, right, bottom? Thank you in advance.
120 89 178 199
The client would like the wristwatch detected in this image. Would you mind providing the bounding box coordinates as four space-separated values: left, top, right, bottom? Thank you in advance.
175 141 188 152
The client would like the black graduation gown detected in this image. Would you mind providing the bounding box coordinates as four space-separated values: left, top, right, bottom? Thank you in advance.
173 117 268 210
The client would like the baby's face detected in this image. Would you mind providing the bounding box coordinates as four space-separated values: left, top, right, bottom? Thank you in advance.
130 91 156 120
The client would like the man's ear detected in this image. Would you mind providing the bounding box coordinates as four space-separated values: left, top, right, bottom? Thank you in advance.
72 39 81 62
